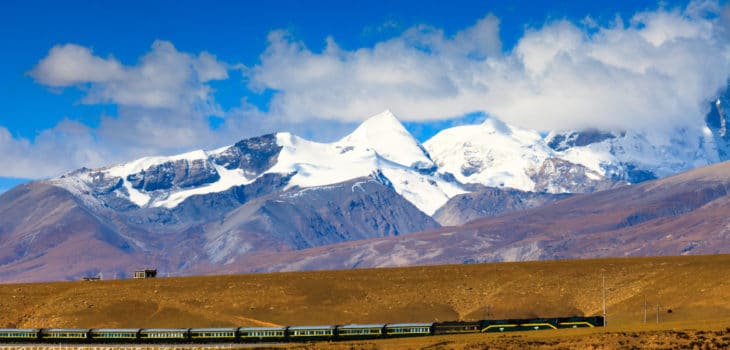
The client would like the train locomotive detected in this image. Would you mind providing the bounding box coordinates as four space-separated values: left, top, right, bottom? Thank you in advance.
0 316 603 344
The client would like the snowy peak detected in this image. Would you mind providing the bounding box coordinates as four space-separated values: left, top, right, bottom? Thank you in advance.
424 117 553 190
339 110 435 171
270 117 463 215
479 116 512 135
53 134 284 209
52 111 462 216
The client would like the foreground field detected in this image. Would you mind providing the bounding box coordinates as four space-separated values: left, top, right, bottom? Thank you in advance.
0 254 729 348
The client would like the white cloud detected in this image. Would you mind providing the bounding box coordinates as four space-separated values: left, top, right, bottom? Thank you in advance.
4 1 730 180
31 40 228 112
0 121 105 178
29 44 125 86
248 1 730 132
4 41 236 179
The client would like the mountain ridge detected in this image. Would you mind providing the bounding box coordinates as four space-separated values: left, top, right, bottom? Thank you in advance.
1 94 730 281
203 158 730 274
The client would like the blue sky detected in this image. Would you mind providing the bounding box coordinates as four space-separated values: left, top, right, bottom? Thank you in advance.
1 0 729 193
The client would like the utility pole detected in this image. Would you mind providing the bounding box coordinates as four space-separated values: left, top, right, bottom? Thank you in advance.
643 295 647 324
656 300 660 324
602 272 607 327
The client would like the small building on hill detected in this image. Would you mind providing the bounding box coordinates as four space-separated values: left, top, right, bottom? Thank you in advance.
134 269 157 279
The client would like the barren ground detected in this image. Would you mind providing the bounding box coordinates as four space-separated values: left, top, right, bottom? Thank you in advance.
0 254 729 349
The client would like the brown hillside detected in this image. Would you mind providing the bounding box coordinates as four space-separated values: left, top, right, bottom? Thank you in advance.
0 254 728 333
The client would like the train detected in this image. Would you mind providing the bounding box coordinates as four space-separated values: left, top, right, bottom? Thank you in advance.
0 316 603 343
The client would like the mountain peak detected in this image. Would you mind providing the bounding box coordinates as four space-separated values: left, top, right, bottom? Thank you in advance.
480 116 512 135
356 109 404 132
339 110 435 171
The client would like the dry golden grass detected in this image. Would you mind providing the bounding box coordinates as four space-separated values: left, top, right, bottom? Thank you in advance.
0 254 729 348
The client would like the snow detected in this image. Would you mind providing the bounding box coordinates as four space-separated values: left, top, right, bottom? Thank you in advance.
557 145 613 176
52 107 727 217
426 114 726 191
338 110 435 170
53 110 464 215
268 132 378 189
56 146 260 208
123 179 151 207
557 128 717 181
264 112 463 215
379 165 465 215
102 149 212 207
424 117 552 191
254 112 461 215
105 150 208 177
156 164 255 208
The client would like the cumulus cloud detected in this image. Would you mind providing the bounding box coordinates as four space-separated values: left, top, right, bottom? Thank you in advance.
0 121 105 178
29 44 124 86
31 40 229 112
1 41 236 179
248 1 730 131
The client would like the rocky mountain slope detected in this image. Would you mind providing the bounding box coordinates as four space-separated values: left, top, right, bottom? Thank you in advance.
432 187 571 226
213 158 730 273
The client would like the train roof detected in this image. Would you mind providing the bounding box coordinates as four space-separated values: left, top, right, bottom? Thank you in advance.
41 328 90 332
287 325 335 330
338 324 385 329
91 328 140 332
433 320 481 325
140 328 189 332
385 323 433 327
0 328 38 332
238 326 287 331
190 328 237 332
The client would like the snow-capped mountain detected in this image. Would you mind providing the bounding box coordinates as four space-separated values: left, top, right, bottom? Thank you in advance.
61 103 724 223
2 96 730 282
425 89 730 193
54 110 463 217
425 118 552 190
424 117 624 193
266 110 464 215
547 127 719 183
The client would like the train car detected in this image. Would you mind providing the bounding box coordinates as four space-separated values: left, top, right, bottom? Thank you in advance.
336 324 385 340
556 316 603 328
480 319 521 332
238 326 287 342
481 318 557 332
384 323 433 337
432 321 481 335
139 328 189 342
90 328 140 342
287 325 335 341
515 318 558 331
40 328 90 342
189 328 237 342
0 328 40 342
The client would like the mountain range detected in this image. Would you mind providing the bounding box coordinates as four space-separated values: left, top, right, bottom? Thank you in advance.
1 90 729 282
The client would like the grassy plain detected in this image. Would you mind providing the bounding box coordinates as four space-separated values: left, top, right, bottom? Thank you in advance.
0 254 729 349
